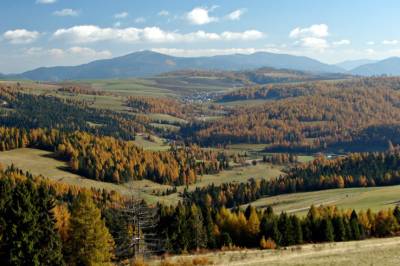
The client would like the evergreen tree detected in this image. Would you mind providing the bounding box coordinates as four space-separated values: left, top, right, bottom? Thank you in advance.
393 206 400 224
188 204 207 250
66 192 114 266
321 218 334 242
35 185 64 265
332 216 346 241
291 215 303 244
350 211 361 240
0 179 64 266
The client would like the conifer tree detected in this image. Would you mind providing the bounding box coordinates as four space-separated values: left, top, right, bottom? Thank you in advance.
321 218 334 242
66 192 114 266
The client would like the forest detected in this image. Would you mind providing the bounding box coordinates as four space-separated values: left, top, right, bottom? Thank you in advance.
0 126 230 185
1 165 400 265
181 77 400 151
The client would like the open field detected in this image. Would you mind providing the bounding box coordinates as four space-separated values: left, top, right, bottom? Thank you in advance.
244 186 400 215
130 135 171 151
0 147 283 206
190 163 283 189
159 236 400 266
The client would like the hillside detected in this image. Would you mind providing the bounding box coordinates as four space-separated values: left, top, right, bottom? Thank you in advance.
11 51 345 81
335 59 377 71
351 57 400 76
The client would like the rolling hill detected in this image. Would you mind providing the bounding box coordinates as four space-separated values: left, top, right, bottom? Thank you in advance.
11 50 345 81
335 59 377 70
351 57 400 76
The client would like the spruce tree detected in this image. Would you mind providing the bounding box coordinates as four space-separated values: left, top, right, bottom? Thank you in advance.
321 218 334 242
0 179 64 266
332 216 346 241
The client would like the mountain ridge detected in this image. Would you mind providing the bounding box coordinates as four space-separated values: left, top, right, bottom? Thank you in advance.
8 50 346 81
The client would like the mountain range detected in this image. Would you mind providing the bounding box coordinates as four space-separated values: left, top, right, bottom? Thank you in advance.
2 50 400 81
8 51 344 81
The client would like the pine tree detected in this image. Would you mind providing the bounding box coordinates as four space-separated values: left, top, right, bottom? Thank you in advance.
291 215 303 244
393 206 400 224
66 192 114 266
350 210 361 240
332 216 346 241
321 218 334 242
35 185 64 265
0 179 64 266
188 204 207 250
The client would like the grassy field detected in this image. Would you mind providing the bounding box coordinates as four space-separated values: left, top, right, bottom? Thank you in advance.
130 135 171 151
158 236 400 266
0 147 283 206
191 163 283 189
244 186 400 215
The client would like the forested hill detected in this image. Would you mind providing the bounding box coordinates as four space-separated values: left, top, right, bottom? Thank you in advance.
10 50 345 81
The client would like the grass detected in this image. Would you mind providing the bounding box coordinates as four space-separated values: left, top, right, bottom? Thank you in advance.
0 147 283 206
157 236 400 266
131 135 171 151
244 186 400 215
0 148 134 195
191 163 283 189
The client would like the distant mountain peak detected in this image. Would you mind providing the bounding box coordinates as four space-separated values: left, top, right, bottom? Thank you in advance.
8 51 345 81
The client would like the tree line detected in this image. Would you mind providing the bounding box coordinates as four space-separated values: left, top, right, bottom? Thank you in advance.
0 127 231 185
157 202 400 253
185 149 400 208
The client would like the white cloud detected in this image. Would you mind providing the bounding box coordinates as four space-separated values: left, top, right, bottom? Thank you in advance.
36 0 56 4
300 37 329 50
289 24 330 51
53 25 264 44
135 17 146 23
289 24 329 38
221 30 264 41
226 9 246 21
114 12 128 19
186 7 218 25
25 46 111 59
333 39 350 46
114 21 122 28
382 40 398 45
158 10 169 16
53 9 80 17
365 48 375 55
366 41 375 45
3 29 40 44
68 46 112 58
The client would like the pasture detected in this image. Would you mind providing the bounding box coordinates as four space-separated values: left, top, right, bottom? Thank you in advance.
158 236 400 266
244 185 400 215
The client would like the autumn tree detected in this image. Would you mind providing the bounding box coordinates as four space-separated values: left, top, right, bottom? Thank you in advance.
66 192 115 266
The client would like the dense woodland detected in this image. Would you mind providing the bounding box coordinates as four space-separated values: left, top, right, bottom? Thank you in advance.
158 203 400 253
0 126 230 185
185 149 400 208
182 78 400 151
0 85 148 139
1 165 400 265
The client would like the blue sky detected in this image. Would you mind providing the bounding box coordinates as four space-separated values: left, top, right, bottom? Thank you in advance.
1 0 400 73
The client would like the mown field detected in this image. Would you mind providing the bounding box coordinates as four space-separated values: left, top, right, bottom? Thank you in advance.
158 236 400 266
244 186 400 215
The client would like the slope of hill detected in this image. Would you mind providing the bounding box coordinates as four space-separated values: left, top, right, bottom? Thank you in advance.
335 59 377 70
12 50 345 81
351 57 400 76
